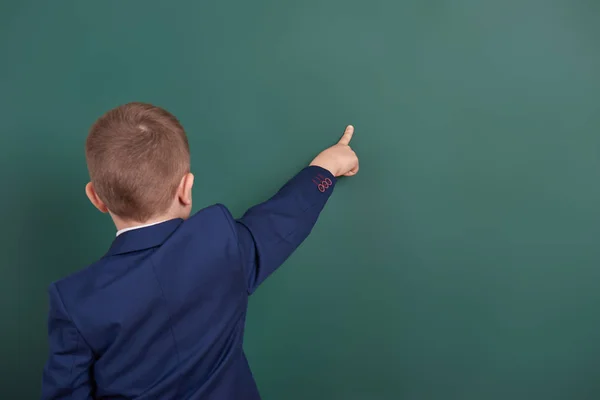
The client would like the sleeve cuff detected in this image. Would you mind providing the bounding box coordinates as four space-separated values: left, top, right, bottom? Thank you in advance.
305 165 336 189
292 165 336 201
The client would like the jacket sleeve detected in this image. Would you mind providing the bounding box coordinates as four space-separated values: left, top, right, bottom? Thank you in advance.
223 166 336 294
41 283 94 400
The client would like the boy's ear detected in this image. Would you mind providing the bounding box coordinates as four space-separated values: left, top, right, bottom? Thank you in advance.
85 182 109 213
178 173 194 206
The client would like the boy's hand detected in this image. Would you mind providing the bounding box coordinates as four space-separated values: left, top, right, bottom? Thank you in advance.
310 125 359 177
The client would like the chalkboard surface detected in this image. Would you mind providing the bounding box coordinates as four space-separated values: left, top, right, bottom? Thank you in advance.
1 1 600 399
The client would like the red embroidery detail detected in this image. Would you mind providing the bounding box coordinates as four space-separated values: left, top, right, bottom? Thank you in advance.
314 175 331 192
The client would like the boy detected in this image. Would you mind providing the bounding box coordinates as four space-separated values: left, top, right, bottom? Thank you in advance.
41 102 359 399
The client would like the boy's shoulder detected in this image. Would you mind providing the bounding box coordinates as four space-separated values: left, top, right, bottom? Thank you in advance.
51 204 238 294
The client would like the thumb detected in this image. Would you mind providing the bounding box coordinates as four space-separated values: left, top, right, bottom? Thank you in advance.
338 125 354 146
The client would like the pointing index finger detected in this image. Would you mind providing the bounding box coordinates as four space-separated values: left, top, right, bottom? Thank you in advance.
338 125 354 145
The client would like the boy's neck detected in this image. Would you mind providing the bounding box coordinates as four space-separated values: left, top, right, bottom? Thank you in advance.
111 213 178 234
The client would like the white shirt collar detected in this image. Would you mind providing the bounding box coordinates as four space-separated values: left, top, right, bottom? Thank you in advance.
116 220 169 237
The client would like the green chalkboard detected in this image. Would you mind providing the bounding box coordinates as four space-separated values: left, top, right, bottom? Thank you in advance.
2 1 600 399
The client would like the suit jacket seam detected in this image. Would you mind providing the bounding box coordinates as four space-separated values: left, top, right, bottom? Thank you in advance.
53 284 94 350
149 253 183 398
274 201 320 244
51 284 90 398
216 204 251 291
239 201 321 293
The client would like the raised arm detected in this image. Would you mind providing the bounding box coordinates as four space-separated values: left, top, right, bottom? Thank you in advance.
229 126 359 293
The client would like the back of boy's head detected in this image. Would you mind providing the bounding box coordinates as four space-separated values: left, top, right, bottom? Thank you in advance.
86 102 190 222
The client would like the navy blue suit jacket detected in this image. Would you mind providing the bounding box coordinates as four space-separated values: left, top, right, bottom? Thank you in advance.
41 166 335 399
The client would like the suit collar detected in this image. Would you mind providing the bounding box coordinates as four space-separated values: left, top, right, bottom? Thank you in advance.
105 218 183 256
116 219 171 237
